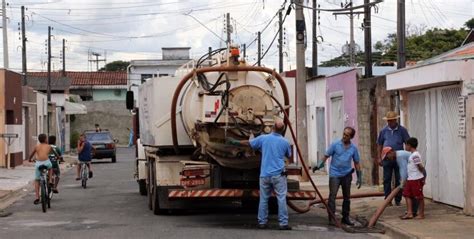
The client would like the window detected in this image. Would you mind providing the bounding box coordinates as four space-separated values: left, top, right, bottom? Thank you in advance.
6 110 14 124
141 74 153 83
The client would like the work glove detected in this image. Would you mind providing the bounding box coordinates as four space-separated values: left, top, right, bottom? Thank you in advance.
356 170 362 189
312 161 325 173
225 137 240 146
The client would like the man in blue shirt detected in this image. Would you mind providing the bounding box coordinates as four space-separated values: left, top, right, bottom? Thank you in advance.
227 120 292 230
314 126 362 226
377 111 410 206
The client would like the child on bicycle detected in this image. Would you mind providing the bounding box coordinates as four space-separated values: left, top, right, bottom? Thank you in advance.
76 133 93 180
48 135 63 193
27 134 56 205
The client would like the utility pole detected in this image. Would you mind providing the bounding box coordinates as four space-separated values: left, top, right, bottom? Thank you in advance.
363 0 373 77
88 52 106 71
21 6 27 85
278 9 284 73
2 0 9 68
257 31 261 66
47 26 52 136
397 0 406 69
311 0 317 76
333 1 383 68
294 0 309 180
62 38 66 77
226 13 231 45
349 1 355 67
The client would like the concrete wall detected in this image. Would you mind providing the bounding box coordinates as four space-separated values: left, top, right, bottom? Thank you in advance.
326 70 359 145
465 95 474 215
306 78 327 167
22 86 38 161
4 71 23 167
92 89 126 101
71 100 132 146
0 70 5 167
357 76 396 185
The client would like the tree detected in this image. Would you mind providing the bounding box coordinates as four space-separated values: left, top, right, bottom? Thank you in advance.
99 60 130 71
465 18 474 30
320 26 468 67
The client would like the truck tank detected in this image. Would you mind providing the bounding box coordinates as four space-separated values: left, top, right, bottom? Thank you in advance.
172 48 292 170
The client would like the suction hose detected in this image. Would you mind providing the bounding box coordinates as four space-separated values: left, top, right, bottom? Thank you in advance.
268 94 342 228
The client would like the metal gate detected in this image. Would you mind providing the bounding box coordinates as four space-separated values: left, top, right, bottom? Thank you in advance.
408 86 464 207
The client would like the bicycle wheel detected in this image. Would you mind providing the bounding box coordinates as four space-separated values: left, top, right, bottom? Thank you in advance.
47 183 51 208
40 181 47 213
82 165 88 189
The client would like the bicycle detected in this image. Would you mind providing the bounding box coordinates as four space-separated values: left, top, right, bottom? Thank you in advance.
37 165 51 213
80 161 89 189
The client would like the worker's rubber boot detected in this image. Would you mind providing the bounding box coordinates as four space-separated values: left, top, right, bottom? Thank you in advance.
341 217 354 226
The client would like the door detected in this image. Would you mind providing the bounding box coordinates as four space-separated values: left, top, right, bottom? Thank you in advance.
316 107 326 163
330 96 343 143
408 86 464 207
437 87 464 207
408 91 431 197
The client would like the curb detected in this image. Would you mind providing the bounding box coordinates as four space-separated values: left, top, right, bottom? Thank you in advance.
0 184 31 211
378 221 419 239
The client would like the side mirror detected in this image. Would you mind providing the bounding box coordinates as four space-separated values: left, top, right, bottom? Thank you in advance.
114 139 119 143
126 91 134 110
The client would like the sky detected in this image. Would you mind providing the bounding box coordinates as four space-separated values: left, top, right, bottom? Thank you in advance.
2 0 473 73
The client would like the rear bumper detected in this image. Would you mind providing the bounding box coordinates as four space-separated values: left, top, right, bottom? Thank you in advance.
168 189 316 200
93 149 115 159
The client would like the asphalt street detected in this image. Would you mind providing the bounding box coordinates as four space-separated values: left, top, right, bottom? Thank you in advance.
0 148 381 239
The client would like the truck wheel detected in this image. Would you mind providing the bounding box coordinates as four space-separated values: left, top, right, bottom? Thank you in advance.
111 156 116 163
269 198 278 214
138 179 147 196
152 186 167 215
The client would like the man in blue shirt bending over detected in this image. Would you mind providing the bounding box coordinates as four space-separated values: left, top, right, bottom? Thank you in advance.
314 126 362 226
377 111 410 206
227 120 292 230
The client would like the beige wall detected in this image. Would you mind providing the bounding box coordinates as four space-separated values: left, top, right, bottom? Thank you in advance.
465 95 474 215
0 70 5 167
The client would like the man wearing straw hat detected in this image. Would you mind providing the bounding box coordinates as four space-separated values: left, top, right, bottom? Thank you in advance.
377 111 410 206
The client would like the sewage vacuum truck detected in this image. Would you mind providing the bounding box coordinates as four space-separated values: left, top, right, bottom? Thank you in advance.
127 46 316 214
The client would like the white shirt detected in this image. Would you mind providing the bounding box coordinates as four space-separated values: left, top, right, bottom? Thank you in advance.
407 151 424 180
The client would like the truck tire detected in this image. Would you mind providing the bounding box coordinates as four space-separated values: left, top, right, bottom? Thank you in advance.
152 186 167 215
138 179 147 196
111 156 116 163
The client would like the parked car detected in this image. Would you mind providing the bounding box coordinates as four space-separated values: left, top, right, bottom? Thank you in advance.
84 130 118 163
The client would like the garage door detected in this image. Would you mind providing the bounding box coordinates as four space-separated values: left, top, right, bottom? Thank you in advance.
408 86 464 207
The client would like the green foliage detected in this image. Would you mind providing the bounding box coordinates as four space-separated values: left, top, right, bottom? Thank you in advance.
465 18 474 29
70 131 80 149
320 26 469 67
99 60 130 72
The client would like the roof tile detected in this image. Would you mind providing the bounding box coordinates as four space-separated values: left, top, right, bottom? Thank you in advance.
28 71 127 86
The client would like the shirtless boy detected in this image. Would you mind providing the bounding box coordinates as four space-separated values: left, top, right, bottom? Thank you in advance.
27 134 56 205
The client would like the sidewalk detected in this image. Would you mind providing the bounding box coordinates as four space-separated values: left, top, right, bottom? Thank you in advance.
300 172 474 239
0 156 75 211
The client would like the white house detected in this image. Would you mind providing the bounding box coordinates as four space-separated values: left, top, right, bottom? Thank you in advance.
386 42 474 213
128 47 192 107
